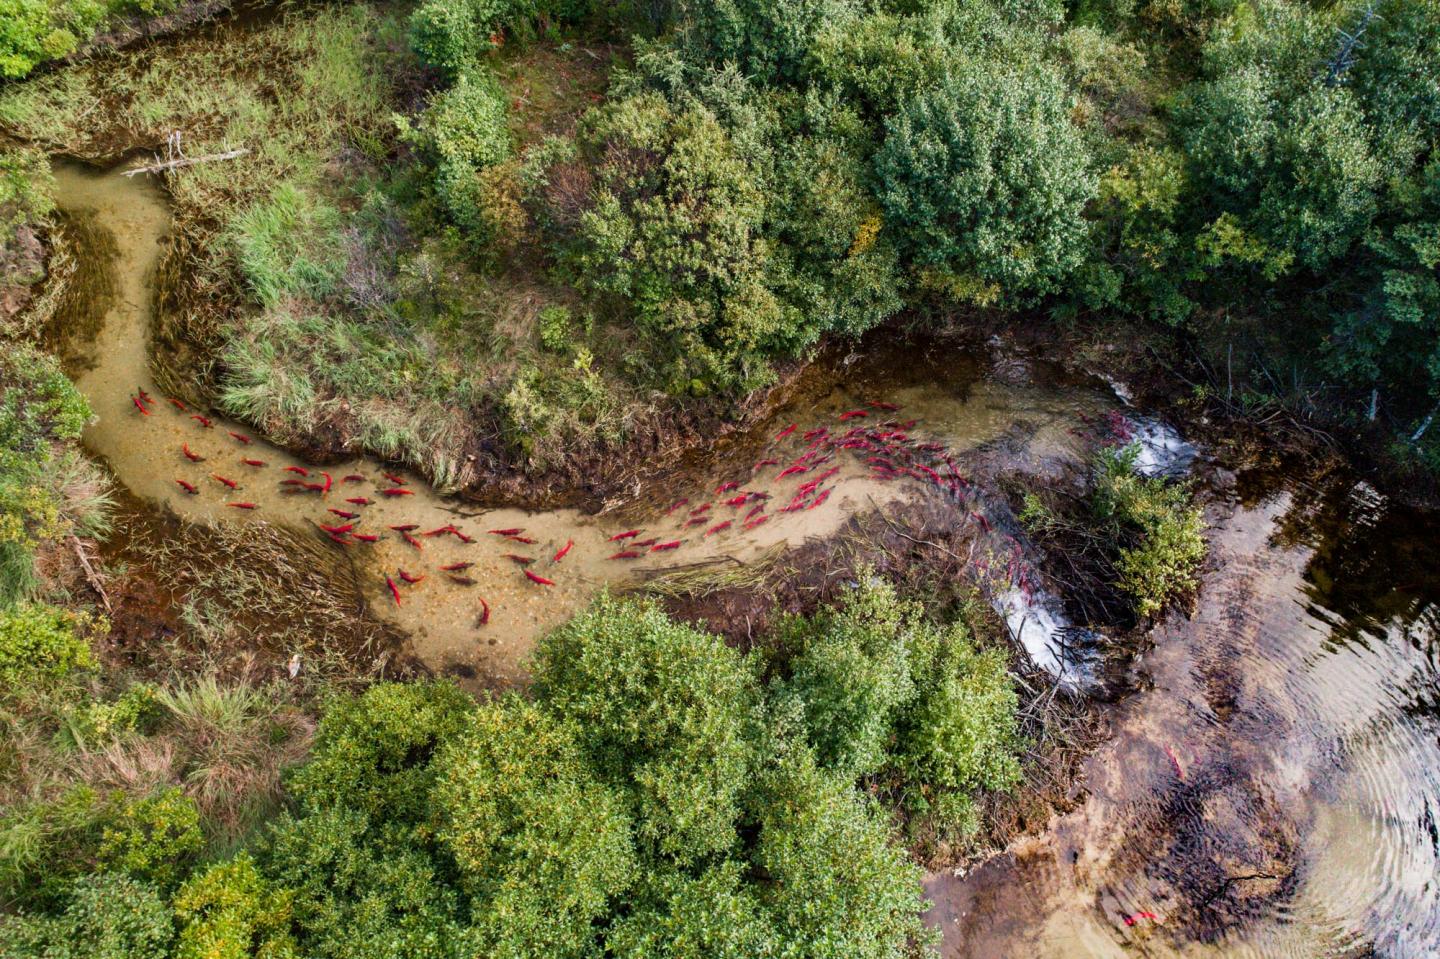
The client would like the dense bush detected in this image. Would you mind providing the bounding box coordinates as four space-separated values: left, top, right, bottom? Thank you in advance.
876 60 1095 303
0 602 95 685
0 585 1024 956
4 873 175 959
409 0 594 78
414 71 513 238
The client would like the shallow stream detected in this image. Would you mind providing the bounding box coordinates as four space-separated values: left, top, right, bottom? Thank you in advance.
50 159 1440 955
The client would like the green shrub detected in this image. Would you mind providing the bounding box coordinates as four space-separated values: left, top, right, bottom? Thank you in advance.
893 627 1022 801
264 807 469 959
774 578 917 779
416 70 512 236
532 594 758 864
409 0 594 78
2 873 174 959
677 0 861 83
875 58 1095 303
174 853 297 959
96 787 204 891
748 732 934 958
1093 443 1206 618
434 697 637 958
537 303 572 353
287 681 473 826
0 603 95 686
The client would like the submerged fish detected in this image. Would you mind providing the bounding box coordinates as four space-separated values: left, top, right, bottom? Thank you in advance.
553 540 573 562
524 569 556 586
174 479 198 494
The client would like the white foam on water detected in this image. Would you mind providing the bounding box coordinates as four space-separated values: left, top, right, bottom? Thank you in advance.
996 586 1090 688
1128 418 1196 478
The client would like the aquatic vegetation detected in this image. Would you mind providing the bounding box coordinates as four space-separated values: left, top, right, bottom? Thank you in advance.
1093 443 1206 618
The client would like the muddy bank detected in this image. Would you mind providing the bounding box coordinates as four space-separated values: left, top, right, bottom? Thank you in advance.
926 463 1440 956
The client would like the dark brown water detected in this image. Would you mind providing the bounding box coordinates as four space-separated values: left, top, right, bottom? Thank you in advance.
928 474 1440 957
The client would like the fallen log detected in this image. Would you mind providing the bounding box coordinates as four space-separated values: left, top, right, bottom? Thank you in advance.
121 147 249 177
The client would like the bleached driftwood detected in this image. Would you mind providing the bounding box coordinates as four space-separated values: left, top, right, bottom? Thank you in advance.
70 534 111 613
121 147 249 177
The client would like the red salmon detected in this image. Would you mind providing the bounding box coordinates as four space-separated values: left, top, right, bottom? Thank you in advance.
776 424 797 440
608 530 641 541
398 570 423 584
379 488 413 497
385 576 402 606
227 502 258 510
705 521 731 536
132 396 151 416
440 562 474 572
553 540 573 562
502 554 533 565
345 497 373 506
211 474 238 490
284 466 309 476
477 597 490 626
650 540 681 552
191 414 213 428
228 431 251 444
328 509 359 519
524 569 556 586
182 444 204 462
175 479 198 494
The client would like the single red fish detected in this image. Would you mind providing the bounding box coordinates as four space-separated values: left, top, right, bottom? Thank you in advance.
440 562 474 572
685 516 708 527
398 570 423 585
385 576 402 606
301 482 326 492
1164 745 1185 780
138 389 154 405
650 540 681 552
553 540 573 562
342 474 364 483
345 497 373 506
1123 912 1159 927
839 409 868 420
608 530 641 541
744 515 769 530
970 510 991 533
423 525 456 537
211 474 238 489
666 499 689 514
753 458 779 470
319 472 333 494
280 478 305 487
328 509 359 519
388 524 419 532
724 494 749 507
191 414 213 428
132 396 151 416
524 569 556 586
632 538 658 548
228 431 251 445
869 401 901 411
488 528 523 536
477 597 490 626
705 521 731 536
502 554 533 565
401 532 423 550
776 424 797 440
609 550 642 559
715 481 740 495
448 575 477 586
182 444 204 462
808 489 832 509
174 479 198 494
777 464 809 479
284 466 308 476
382 472 406 485
690 503 711 516
242 458 266 467
743 504 765 521
506 535 537 544
227 501 258 509
816 466 841 482
353 533 379 543
167 397 187 412
319 523 354 535
379 488 412 497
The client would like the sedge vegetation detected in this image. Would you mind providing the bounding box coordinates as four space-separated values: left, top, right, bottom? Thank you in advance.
0 580 1024 957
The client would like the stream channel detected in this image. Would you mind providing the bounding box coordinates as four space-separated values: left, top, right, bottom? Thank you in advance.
50 158 1440 957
